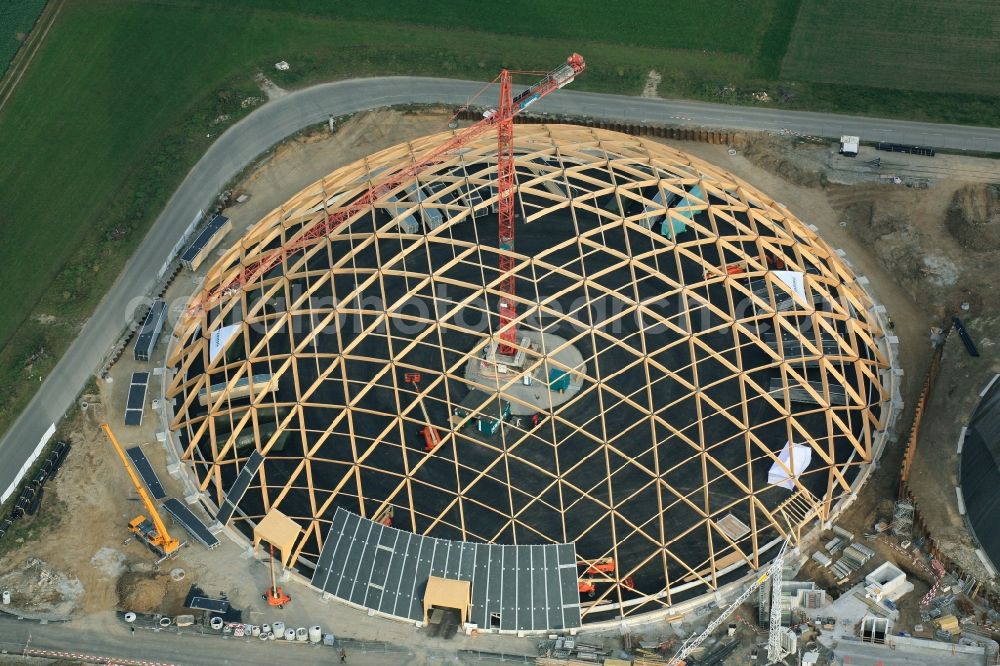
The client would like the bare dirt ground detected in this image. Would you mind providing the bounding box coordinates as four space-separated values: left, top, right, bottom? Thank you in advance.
1 112 997 652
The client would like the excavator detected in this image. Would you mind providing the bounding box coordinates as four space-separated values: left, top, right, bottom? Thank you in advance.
101 423 181 560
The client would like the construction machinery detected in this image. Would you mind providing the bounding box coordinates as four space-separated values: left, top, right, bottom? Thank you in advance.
262 541 291 608
579 557 617 575
576 558 636 599
100 423 181 560
667 538 792 666
373 504 394 527
184 55 586 358
405 372 442 452
578 576 634 597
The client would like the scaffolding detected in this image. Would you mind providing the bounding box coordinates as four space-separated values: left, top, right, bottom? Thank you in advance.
892 499 914 539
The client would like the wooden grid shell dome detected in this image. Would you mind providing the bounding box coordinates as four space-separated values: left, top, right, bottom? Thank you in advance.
167 125 892 621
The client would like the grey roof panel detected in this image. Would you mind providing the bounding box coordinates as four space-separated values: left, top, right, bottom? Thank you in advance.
124 372 149 426
134 299 167 361
126 446 165 500
181 215 230 263
311 508 580 631
216 450 264 524
162 498 219 549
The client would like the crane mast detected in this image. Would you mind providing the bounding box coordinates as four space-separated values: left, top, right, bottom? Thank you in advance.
667 539 791 666
495 54 584 355
184 55 585 327
495 70 517 356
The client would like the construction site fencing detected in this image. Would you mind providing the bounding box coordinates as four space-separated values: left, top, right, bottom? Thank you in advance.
898 330 948 495
896 326 1000 614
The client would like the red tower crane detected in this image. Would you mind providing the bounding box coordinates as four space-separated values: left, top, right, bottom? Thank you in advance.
185 55 586 334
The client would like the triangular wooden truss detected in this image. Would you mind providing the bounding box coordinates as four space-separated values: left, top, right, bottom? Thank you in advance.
166 125 892 620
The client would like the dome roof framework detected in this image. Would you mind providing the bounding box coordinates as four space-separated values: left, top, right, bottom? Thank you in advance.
167 125 892 621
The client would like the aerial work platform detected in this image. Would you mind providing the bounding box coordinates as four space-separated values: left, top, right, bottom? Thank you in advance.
311 507 581 632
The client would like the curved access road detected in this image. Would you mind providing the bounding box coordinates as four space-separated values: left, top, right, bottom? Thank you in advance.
3 76 1000 500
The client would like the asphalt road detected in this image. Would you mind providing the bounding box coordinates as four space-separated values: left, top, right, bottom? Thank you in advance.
3 76 1000 500
0 613 420 666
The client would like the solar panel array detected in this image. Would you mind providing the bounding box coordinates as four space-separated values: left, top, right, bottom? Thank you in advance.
311 508 581 632
124 372 148 426
126 446 165 500
216 450 264 525
162 498 219 549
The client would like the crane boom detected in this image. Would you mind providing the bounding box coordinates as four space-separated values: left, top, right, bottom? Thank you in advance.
184 54 585 322
101 423 180 555
667 539 790 666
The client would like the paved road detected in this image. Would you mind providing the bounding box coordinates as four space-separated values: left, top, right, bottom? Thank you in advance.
3 76 1000 499
0 613 424 666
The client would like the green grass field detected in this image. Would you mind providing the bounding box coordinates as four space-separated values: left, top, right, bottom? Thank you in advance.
782 0 1000 96
178 0 771 54
0 0 47 78
0 0 997 441
0 0 797 430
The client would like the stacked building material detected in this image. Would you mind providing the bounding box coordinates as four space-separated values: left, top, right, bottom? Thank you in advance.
831 543 874 582
550 637 608 661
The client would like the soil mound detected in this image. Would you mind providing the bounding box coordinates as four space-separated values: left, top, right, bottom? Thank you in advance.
741 135 826 188
945 184 1000 251
117 572 166 613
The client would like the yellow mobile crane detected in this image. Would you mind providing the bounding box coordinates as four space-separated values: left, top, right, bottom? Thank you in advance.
101 423 181 559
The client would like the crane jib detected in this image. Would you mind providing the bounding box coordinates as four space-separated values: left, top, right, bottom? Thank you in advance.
184 53 585 320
